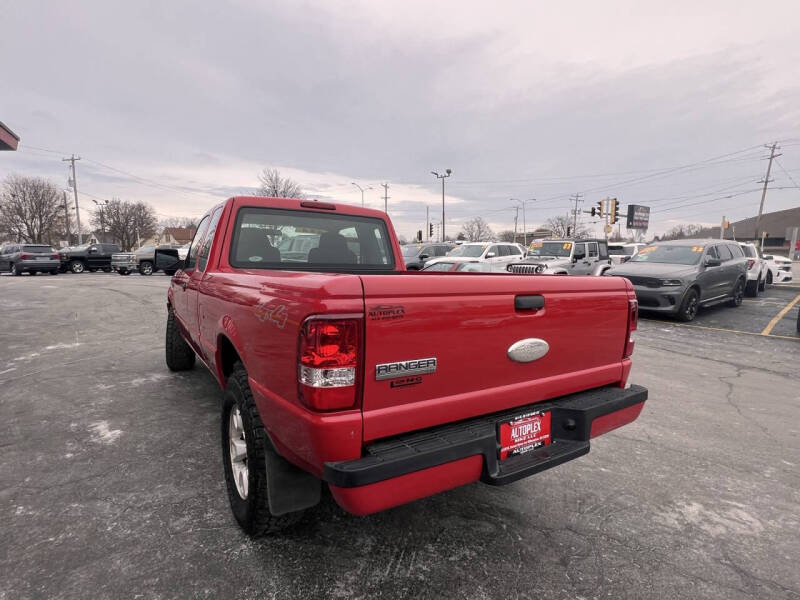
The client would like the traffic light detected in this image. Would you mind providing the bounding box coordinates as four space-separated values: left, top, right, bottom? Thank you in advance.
416 230 423 242
610 198 620 224
566 226 572 237
591 201 604 218
429 223 434 238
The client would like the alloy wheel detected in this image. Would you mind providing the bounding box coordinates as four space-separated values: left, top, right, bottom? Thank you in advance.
228 407 248 499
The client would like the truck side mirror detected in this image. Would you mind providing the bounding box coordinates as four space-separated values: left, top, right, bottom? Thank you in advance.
485 252 496 258
704 256 721 267
418 254 429 261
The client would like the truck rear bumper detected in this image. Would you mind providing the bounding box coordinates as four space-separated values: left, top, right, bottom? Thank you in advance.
325 384 647 515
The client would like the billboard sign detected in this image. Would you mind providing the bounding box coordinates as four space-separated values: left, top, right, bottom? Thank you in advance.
626 205 650 230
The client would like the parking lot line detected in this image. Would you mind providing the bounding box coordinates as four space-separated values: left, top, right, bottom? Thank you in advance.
642 319 800 342
760 292 800 336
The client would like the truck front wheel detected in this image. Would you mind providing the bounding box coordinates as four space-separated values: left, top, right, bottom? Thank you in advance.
165 308 195 371
222 364 306 536
139 261 154 276
69 260 85 274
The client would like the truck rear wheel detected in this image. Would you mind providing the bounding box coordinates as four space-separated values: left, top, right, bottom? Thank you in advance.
222 364 305 536
69 260 85 274
165 308 195 371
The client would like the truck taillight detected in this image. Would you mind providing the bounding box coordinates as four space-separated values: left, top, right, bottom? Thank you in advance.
746 259 755 270
19 253 32 259
298 317 361 411
51 253 59 259
624 298 637 358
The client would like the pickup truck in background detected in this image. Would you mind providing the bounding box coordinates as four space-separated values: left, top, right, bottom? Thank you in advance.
166 196 647 535
112 245 182 275
59 243 121 273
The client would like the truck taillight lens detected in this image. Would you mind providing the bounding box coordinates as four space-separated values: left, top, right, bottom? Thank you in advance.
746 259 755 270
19 253 32 259
51 253 59 259
298 317 361 411
624 298 638 358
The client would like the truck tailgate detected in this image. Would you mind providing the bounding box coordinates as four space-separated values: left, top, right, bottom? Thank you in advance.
359 273 632 441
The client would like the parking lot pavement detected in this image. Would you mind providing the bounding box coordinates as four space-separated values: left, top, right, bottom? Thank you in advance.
1 273 798 600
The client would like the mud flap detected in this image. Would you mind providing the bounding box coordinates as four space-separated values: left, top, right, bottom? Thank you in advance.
265 449 321 516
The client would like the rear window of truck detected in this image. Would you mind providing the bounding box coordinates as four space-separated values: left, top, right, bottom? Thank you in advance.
229 207 395 271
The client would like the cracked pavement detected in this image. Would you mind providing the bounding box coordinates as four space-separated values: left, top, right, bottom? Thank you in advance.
1 273 798 599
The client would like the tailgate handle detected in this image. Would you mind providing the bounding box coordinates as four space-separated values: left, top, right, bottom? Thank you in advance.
515 295 545 310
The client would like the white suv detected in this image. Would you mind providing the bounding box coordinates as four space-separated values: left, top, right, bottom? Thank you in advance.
739 242 768 296
762 253 793 285
608 243 646 265
423 242 524 270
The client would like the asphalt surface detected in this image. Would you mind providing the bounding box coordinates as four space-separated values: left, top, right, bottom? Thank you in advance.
1 271 799 600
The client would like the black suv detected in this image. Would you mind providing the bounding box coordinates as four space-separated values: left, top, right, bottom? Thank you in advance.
401 243 455 270
59 243 121 273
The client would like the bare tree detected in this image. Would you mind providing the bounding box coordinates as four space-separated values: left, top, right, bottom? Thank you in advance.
94 198 158 251
257 168 304 198
660 224 704 241
0 175 65 243
545 214 589 239
159 216 197 229
460 217 493 242
498 230 516 242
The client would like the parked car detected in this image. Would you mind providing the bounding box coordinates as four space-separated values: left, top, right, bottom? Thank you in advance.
608 243 646 265
762 253 793 285
421 261 496 272
606 239 747 322
0 243 60 275
510 239 612 275
165 195 647 535
112 245 183 275
738 242 768 296
401 242 455 270
423 241 524 270
59 243 120 273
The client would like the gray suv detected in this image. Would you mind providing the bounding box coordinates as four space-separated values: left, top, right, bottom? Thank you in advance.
401 243 455 270
606 239 747 321
0 243 60 275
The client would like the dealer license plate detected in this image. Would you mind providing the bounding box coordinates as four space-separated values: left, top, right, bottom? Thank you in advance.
498 411 551 460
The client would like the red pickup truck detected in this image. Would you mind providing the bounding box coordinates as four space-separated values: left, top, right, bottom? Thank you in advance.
166 196 647 535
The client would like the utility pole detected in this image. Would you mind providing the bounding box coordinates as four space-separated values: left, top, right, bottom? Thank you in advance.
754 143 781 243
431 169 452 241
720 216 727 239
62 154 82 244
570 193 583 234
380 182 390 214
63 191 71 244
511 198 533 246
513 205 519 243
92 199 109 241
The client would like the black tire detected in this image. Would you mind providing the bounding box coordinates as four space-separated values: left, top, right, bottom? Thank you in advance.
139 261 154 276
728 279 744 307
165 308 196 371
102 267 112 273
766 270 773 285
222 363 304 536
30 271 38 276
676 288 699 322
69 260 85 274
758 276 766 292
796 307 800 333
10 263 21 276
745 279 758 297
50 270 58 275
118 268 129 276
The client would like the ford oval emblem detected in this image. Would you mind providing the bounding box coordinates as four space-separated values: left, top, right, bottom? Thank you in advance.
507 338 550 363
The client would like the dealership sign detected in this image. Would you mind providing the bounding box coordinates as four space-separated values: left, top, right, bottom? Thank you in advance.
626 205 650 229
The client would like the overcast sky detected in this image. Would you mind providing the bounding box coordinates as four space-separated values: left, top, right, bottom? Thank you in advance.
2 0 800 240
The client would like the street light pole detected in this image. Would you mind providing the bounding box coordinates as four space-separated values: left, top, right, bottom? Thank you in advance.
431 169 452 242
351 182 372 207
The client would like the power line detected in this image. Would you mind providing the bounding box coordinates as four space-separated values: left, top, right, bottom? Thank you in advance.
774 158 800 190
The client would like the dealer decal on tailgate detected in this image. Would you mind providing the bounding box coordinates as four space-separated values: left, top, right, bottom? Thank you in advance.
498 411 552 459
